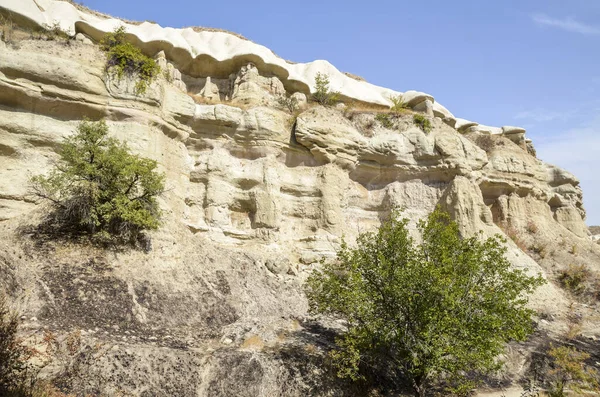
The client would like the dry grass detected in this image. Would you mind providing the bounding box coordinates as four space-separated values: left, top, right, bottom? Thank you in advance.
526 220 539 234
498 222 529 253
240 334 264 350
565 311 583 340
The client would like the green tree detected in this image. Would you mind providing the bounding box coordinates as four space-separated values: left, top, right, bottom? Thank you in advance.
307 207 545 397
31 120 165 246
311 72 340 106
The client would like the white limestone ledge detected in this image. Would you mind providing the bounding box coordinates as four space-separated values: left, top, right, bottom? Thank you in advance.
0 0 525 139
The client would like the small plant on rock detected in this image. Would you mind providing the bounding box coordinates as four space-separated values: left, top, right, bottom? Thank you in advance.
389 94 409 114
375 113 393 129
546 345 599 397
42 21 70 41
0 15 15 44
31 119 165 248
311 72 339 106
277 94 299 113
526 220 539 234
413 114 432 133
101 26 159 95
558 263 590 296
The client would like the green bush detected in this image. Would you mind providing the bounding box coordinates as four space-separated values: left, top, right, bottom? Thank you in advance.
375 113 393 129
413 114 432 133
31 119 165 247
311 72 340 106
101 27 159 95
307 207 545 397
389 94 409 114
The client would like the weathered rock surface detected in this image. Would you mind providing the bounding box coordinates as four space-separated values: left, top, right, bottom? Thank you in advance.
0 11 598 397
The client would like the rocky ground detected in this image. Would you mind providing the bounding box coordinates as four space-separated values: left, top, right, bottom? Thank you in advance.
0 20 599 396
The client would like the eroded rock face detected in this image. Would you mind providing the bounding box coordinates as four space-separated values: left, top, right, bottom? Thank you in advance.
0 36 598 397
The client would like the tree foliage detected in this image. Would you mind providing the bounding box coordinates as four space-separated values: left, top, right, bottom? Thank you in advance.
307 207 545 396
101 26 159 94
311 72 340 106
31 120 164 247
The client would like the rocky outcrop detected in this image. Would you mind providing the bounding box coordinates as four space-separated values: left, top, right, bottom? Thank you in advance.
0 8 598 397
1 0 526 141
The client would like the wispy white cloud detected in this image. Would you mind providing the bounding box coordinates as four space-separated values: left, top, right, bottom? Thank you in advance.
532 14 600 35
514 108 577 123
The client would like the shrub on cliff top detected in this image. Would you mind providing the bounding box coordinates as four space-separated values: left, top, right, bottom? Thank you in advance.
413 114 432 133
307 207 545 397
311 72 340 106
31 119 165 248
101 26 159 94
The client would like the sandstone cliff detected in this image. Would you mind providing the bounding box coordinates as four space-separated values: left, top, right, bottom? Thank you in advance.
0 2 599 396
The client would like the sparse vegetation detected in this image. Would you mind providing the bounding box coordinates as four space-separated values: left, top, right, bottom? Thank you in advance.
30 119 165 248
100 26 159 94
307 207 545 397
530 242 547 258
41 22 70 41
526 220 539 234
375 113 393 129
389 95 409 114
546 345 599 397
0 15 15 44
277 94 299 113
499 222 528 252
558 264 590 296
413 114 432 133
0 294 32 396
311 72 340 106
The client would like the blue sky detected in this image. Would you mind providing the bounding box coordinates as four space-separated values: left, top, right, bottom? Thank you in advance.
79 0 600 225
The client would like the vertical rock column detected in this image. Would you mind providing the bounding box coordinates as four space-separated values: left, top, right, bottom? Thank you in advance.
252 159 281 231
319 164 346 235
203 151 234 228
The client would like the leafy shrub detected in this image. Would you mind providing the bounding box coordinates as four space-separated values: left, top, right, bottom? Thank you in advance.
546 345 599 397
388 95 409 114
413 114 432 133
101 26 159 94
277 94 299 113
374 113 393 129
31 119 164 247
558 264 590 295
311 72 339 106
307 207 545 397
